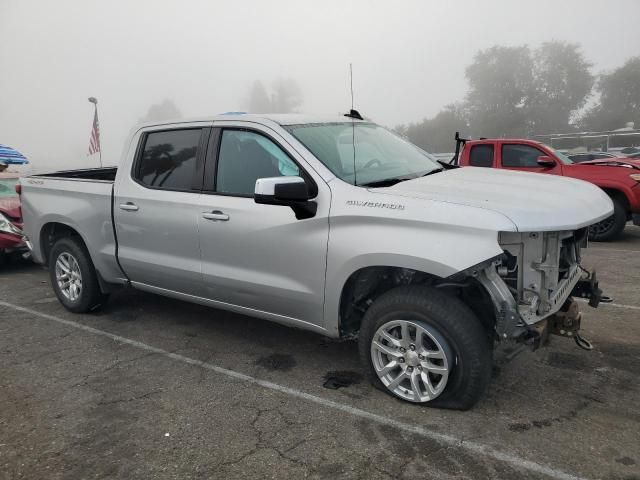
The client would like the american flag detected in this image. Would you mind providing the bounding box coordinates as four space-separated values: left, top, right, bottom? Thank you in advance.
88 108 101 155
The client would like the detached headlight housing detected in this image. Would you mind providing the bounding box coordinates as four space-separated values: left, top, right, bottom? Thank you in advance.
0 212 23 236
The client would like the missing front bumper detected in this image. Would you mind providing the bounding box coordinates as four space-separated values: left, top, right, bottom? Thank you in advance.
478 259 603 346
570 269 603 308
539 294 596 350
524 296 593 351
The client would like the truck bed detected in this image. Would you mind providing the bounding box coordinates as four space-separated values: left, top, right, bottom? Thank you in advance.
34 167 117 182
21 167 123 282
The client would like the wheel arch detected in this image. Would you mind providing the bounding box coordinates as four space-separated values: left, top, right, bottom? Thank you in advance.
40 221 114 294
39 221 89 266
337 265 496 339
590 179 634 214
600 187 631 214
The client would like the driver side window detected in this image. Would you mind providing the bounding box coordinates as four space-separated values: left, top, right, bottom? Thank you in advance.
502 144 546 168
216 130 300 196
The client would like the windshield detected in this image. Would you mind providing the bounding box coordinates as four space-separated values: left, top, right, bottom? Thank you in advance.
284 122 441 186
0 178 18 197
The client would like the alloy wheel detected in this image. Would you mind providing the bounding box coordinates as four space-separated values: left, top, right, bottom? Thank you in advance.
589 216 615 237
55 252 83 302
371 319 452 402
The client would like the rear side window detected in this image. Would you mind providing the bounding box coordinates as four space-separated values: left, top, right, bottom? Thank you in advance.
136 129 202 190
468 145 494 167
502 144 545 168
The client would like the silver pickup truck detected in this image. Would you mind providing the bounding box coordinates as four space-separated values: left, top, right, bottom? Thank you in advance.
21 113 613 409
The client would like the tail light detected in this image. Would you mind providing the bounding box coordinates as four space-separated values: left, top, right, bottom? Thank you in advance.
15 183 22 195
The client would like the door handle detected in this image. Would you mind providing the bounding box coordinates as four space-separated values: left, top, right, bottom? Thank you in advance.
202 210 229 221
119 202 139 212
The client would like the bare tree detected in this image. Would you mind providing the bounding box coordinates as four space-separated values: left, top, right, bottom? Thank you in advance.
465 45 534 138
271 77 303 113
245 78 303 113
580 57 640 131
138 99 182 124
528 42 593 134
248 81 272 113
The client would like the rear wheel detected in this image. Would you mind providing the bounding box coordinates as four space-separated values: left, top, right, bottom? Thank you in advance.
358 285 492 410
588 197 627 242
49 237 108 313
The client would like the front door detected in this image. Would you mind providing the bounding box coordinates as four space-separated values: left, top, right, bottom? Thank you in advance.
197 125 330 327
500 143 563 174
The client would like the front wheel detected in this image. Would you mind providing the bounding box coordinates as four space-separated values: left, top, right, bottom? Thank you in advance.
49 237 109 313
358 285 492 410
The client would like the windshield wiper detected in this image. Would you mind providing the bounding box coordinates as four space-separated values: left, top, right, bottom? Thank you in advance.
437 159 459 169
360 168 444 188
420 167 444 176
359 176 411 188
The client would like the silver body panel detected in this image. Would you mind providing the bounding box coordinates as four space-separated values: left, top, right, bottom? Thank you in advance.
21 114 614 338
20 176 123 282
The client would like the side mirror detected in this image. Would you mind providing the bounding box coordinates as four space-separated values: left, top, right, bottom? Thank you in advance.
537 155 556 167
254 176 317 219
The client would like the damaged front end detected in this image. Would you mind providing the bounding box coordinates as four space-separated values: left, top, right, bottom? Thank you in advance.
473 228 603 350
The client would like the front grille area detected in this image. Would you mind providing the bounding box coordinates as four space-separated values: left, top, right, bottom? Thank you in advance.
497 230 584 324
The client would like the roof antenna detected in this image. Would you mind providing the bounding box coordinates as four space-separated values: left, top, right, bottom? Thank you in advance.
350 63 354 110
344 63 363 121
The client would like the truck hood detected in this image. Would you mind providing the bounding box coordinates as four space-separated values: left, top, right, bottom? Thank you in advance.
577 158 640 169
375 167 613 232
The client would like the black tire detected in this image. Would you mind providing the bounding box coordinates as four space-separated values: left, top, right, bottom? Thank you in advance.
588 196 627 242
49 237 109 313
358 285 492 410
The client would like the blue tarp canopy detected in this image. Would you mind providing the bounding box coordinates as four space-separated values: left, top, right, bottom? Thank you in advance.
0 144 29 164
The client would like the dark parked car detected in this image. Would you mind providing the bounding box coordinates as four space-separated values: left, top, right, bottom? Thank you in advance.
568 152 618 163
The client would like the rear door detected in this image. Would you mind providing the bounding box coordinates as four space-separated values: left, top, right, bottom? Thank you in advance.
499 142 563 174
196 122 330 327
114 124 210 296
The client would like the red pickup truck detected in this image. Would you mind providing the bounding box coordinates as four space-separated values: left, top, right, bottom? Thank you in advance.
454 137 640 241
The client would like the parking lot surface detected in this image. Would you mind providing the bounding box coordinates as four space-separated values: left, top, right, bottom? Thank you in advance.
1 226 639 480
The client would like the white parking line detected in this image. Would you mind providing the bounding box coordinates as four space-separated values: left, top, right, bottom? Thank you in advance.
603 302 640 311
0 300 588 480
586 247 640 254
577 299 640 311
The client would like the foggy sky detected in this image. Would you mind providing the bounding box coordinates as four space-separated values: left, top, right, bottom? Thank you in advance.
2 0 639 171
